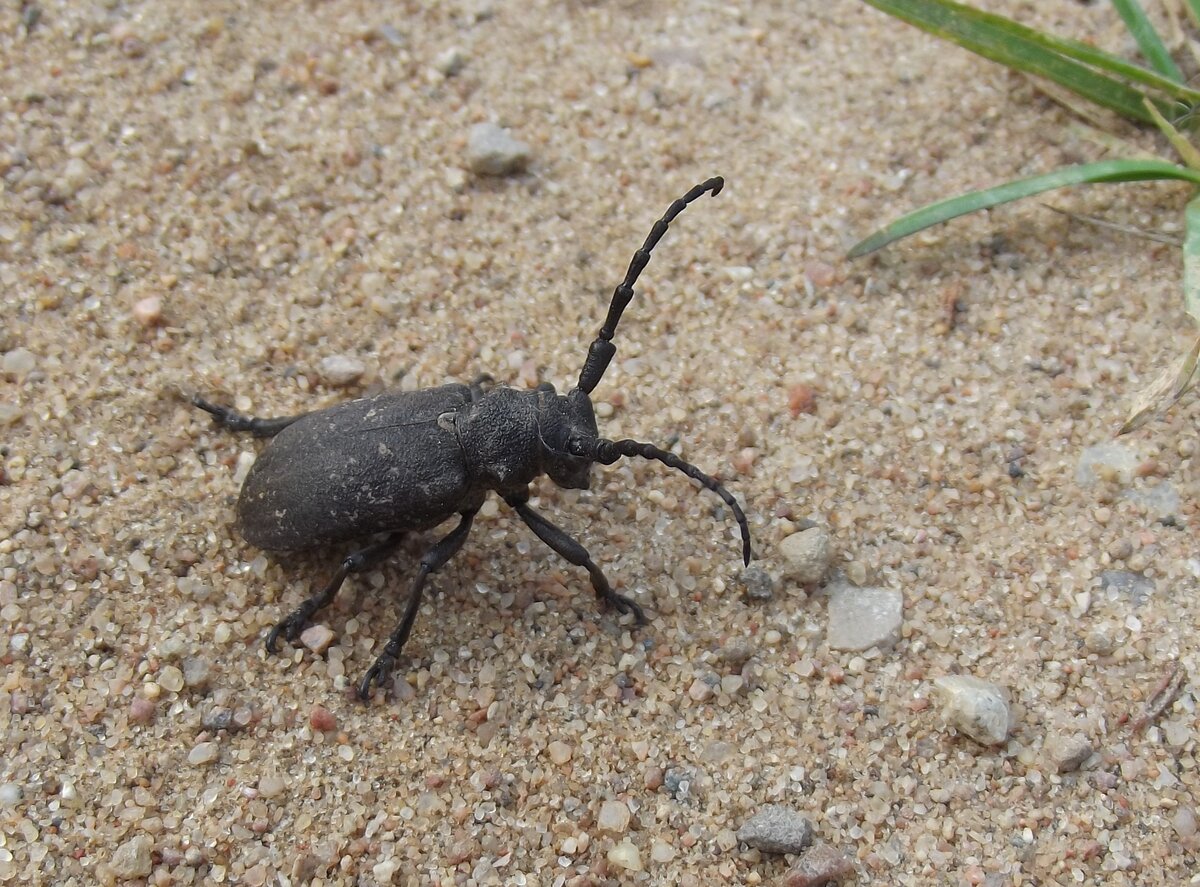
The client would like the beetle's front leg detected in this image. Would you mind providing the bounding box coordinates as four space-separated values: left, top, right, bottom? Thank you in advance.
502 492 647 625
266 533 404 653
359 509 478 700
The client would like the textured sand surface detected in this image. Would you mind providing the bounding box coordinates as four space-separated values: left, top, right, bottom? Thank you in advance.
2 1 1199 884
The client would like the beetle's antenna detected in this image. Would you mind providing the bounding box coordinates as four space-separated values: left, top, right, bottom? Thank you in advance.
595 437 751 566
576 177 724 395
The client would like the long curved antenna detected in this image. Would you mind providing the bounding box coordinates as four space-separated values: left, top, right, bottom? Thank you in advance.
576 177 724 395
595 437 751 566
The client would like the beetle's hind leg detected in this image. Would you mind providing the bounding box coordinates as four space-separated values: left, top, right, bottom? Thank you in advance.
191 395 305 438
266 533 404 653
359 509 478 700
503 492 647 625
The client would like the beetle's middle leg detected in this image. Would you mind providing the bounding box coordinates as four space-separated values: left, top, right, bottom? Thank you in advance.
266 532 404 654
359 508 478 700
192 395 306 438
503 492 647 625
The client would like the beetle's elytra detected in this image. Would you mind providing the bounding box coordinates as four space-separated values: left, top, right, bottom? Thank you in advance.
194 177 752 699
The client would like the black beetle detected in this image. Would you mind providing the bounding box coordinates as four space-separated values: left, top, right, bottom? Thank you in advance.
194 176 751 699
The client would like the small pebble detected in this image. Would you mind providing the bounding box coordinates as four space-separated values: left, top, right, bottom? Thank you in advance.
110 834 154 880
0 783 23 806
182 657 211 690
1173 807 1197 839
547 740 573 765
778 526 833 585
1076 442 1139 486
310 704 337 732
187 741 220 766
3 348 37 378
736 805 815 854
128 697 156 725
597 799 631 835
133 295 163 327
688 677 714 702
826 582 903 651
157 665 185 693
258 775 286 799
933 675 1012 746
300 624 336 654
650 839 675 864
434 46 467 76
606 841 642 872
319 354 366 387
465 123 532 176
741 565 776 601
1045 732 1093 773
1099 571 1154 608
782 842 856 886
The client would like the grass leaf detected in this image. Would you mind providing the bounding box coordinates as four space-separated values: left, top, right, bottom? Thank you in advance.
862 0 1198 121
1143 97 1200 169
1110 0 1185 81
848 159 1200 257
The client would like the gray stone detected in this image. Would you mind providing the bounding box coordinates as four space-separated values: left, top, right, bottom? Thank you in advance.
778 526 832 585
1076 442 1138 486
826 582 902 651
465 123 532 176
1099 571 1154 608
1044 732 1093 773
736 805 815 854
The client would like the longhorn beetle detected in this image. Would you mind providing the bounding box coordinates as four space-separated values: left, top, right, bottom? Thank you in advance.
193 176 751 699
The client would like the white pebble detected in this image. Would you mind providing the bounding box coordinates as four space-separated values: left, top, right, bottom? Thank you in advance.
300 624 336 654
826 582 903 651
133 295 163 327
465 123 532 177
319 354 366 386
188 741 220 766
933 675 1012 746
606 841 642 872
597 800 631 835
3 348 36 378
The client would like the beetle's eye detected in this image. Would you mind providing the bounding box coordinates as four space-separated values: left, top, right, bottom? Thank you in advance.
566 437 588 458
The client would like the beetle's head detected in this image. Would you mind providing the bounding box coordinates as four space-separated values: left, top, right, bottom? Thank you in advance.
535 384 599 490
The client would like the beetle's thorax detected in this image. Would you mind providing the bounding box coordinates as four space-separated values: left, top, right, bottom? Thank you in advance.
455 386 543 492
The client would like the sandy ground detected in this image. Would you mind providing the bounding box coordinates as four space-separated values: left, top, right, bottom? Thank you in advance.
2 0 1199 884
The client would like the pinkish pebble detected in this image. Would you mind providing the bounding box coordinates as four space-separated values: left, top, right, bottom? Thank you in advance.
129 697 156 724
133 295 163 327
310 705 337 732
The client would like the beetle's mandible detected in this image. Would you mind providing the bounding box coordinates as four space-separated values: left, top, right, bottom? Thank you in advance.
193 176 752 699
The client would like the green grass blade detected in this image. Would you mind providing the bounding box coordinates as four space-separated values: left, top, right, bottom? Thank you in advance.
861 0 1188 122
1187 191 1200 324
848 159 1200 257
1143 97 1200 169
1109 0 1185 81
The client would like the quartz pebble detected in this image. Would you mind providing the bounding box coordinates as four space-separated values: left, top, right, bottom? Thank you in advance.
319 354 366 386
3 347 36 378
300 624 336 654
258 775 286 799
1076 442 1139 486
158 665 185 693
826 582 903 651
606 841 642 872
736 805 815 854
741 565 776 601
0 783 22 806
465 123 532 176
547 740 573 764
110 834 154 880
188 742 220 766
779 526 833 585
782 842 856 886
133 295 163 326
1045 732 1093 773
933 675 1012 746
597 799 631 835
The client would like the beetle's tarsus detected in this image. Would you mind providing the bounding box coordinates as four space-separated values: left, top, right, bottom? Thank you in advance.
192 394 304 438
603 589 647 625
265 534 405 656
